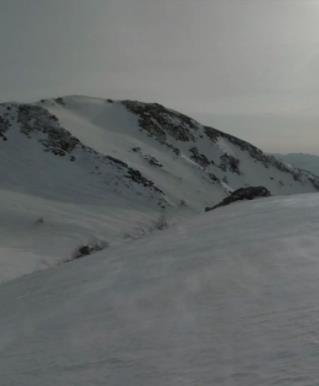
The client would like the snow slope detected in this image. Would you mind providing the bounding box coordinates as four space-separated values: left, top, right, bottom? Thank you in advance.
2 193 319 385
1 95 319 283
0 188 167 282
43 96 319 205
0 101 169 282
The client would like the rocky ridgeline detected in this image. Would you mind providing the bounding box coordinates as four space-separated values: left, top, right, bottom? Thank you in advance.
122 100 319 190
123 100 198 143
18 104 80 158
0 102 166 207
1 97 319 208
205 125 312 183
123 100 199 156
122 100 243 182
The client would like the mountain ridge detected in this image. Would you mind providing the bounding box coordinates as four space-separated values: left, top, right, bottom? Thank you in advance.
29 96 319 200
0 94 318 282
273 152 319 178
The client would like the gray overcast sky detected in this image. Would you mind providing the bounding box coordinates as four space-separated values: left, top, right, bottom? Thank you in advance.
1 0 319 153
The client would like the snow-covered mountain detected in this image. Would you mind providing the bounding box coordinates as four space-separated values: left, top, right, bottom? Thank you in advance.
2 192 319 385
2 94 318 207
1 95 319 282
2 95 319 385
274 152 319 177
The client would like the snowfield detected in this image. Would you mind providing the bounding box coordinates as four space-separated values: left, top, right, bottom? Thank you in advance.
0 187 167 282
1 193 319 385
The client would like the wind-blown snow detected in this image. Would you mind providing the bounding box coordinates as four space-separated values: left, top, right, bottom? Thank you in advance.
1 193 319 385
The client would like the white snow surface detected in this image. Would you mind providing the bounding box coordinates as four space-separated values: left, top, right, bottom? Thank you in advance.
1 193 319 385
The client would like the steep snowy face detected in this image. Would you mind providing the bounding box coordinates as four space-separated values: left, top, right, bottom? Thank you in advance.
0 102 165 206
42 96 319 209
122 100 319 194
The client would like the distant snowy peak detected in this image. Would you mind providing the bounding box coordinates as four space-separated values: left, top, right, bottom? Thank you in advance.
1 95 319 211
273 153 319 178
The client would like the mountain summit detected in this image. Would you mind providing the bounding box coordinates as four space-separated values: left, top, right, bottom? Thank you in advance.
1 95 317 207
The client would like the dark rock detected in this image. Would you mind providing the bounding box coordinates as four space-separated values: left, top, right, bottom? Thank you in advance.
144 155 162 167
71 240 109 261
204 126 219 143
219 153 240 174
55 97 66 106
17 105 80 156
189 147 210 168
122 100 198 155
0 116 10 139
203 125 312 185
127 168 163 193
208 173 219 183
205 186 271 211
106 155 128 168
167 143 180 156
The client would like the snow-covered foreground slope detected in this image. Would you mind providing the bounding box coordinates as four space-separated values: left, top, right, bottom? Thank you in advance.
2 193 319 385
0 188 169 282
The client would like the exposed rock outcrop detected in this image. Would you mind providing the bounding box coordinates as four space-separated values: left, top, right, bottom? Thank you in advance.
205 186 271 211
